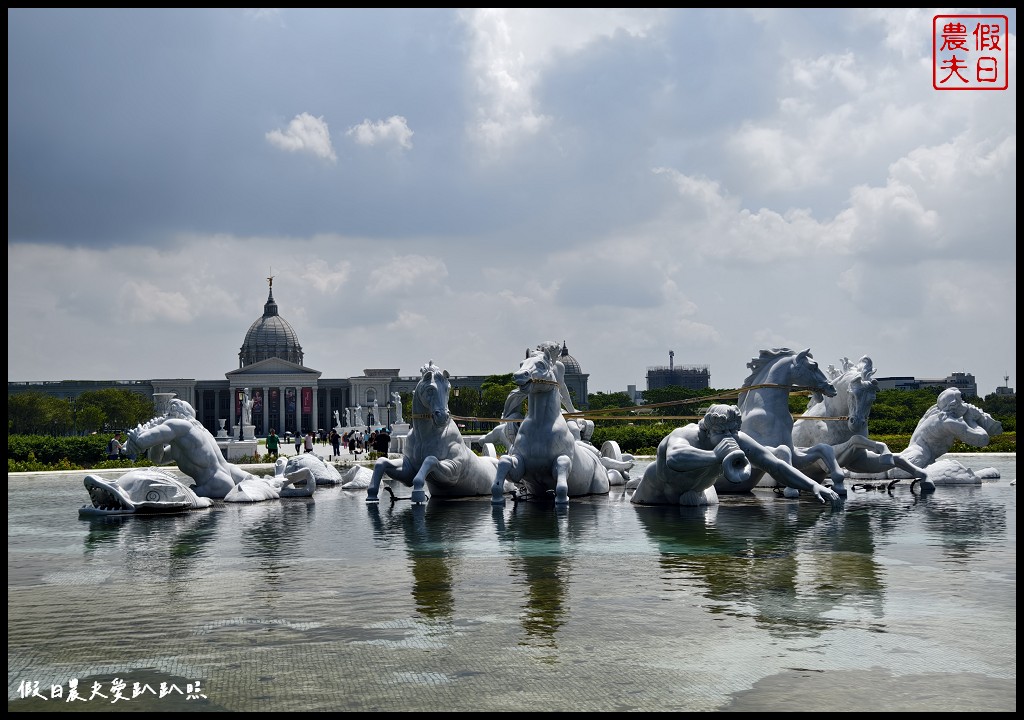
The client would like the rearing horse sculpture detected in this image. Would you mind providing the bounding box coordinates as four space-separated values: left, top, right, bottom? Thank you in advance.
490 346 619 506
792 356 928 487
366 360 499 504
716 348 849 496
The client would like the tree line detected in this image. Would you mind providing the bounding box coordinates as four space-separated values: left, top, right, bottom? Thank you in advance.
8 383 1016 441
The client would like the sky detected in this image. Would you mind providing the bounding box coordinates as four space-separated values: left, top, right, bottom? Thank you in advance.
8 8 1017 397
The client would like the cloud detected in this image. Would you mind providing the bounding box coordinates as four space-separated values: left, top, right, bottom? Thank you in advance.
345 115 414 151
265 112 337 162
459 8 663 156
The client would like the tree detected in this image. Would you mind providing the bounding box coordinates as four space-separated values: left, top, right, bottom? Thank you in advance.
640 386 721 417
587 391 635 411
76 389 154 431
8 392 52 435
9 389 155 437
479 373 517 427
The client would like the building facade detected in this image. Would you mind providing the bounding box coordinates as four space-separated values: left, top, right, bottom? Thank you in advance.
876 371 978 398
9 283 591 437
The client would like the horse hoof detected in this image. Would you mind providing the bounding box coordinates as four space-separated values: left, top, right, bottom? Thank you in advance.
411 490 426 504
491 494 506 506
365 495 379 503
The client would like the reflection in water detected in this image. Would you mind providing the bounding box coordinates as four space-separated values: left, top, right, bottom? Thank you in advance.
491 502 588 655
633 496 886 637
236 499 316 603
7 458 1017 712
915 488 1008 562
83 510 222 583
366 499 493 622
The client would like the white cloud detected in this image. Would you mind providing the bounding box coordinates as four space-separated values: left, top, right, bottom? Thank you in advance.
265 112 337 162
345 115 414 151
459 8 663 156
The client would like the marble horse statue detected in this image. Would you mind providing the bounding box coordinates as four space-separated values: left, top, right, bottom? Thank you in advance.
490 344 627 506
791 356 930 490
717 348 850 497
481 341 600 456
366 360 502 504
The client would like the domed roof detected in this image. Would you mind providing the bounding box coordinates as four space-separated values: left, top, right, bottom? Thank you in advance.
559 341 582 374
239 281 303 367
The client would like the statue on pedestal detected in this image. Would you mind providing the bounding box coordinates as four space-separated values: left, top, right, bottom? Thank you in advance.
391 392 404 425
241 387 253 427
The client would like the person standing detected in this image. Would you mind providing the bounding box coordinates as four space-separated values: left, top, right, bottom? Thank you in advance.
266 428 280 459
303 430 315 454
374 428 392 456
294 431 302 455
329 428 341 459
107 431 126 460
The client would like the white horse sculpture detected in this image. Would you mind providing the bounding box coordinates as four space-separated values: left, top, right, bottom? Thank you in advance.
718 348 849 497
490 346 627 506
366 360 500 504
791 356 929 489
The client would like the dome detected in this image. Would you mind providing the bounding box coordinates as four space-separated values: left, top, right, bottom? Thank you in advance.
559 341 582 374
239 283 304 367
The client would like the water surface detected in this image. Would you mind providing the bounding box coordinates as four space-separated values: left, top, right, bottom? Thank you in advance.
8 454 1016 711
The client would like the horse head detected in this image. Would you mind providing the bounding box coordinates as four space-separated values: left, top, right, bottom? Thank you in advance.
791 348 836 402
845 357 879 435
514 348 561 393
413 360 452 429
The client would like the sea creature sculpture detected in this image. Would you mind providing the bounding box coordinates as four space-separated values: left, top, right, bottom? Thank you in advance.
79 468 213 516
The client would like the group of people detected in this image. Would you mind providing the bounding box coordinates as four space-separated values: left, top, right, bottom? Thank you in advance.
339 427 392 458
258 426 393 460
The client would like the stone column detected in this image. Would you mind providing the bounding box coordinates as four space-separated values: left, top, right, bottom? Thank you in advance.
262 385 269 436
312 386 319 434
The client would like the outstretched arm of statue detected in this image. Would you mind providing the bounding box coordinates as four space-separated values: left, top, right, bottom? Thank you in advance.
660 429 719 472
944 415 992 448
737 433 841 507
964 404 1003 436
128 421 181 454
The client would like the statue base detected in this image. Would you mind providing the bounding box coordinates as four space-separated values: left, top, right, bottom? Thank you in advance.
219 439 259 462
242 424 256 441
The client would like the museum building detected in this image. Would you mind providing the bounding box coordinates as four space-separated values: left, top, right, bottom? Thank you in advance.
8 282 591 438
